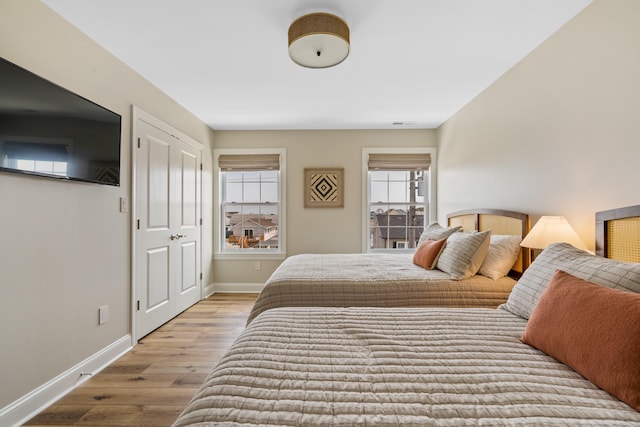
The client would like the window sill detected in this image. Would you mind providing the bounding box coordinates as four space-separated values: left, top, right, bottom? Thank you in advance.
214 252 286 261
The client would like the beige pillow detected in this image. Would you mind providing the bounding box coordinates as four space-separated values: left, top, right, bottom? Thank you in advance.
417 222 462 246
436 230 491 280
478 235 522 280
499 242 640 320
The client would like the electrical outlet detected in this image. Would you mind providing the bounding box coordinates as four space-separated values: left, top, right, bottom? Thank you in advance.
254 261 261 271
99 305 109 325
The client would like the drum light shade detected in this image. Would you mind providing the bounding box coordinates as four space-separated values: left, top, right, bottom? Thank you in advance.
288 13 350 68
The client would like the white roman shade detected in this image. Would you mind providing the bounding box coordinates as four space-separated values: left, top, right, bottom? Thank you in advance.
367 153 431 171
218 154 281 171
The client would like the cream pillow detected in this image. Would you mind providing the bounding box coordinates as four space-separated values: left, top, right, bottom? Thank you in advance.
499 242 640 320
436 230 491 280
478 235 522 280
417 222 462 246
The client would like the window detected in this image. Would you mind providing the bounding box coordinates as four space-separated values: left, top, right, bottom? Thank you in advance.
363 149 436 252
216 149 286 258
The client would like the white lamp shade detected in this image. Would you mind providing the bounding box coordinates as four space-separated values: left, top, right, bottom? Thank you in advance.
520 216 588 251
289 33 349 68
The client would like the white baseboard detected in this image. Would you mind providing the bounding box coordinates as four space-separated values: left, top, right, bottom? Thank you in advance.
0 334 132 427
203 282 216 298
210 282 265 293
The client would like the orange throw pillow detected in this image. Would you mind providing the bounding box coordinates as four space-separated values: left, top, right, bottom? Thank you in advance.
413 238 447 270
522 269 640 411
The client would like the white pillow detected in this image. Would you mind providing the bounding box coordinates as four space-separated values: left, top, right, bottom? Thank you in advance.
436 229 491 280
478 235 522 280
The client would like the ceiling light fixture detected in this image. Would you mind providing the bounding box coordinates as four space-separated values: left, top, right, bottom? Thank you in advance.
288 12 350 68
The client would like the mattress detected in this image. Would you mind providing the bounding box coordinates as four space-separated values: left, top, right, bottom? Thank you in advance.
246 253 516 324
173 307 640 426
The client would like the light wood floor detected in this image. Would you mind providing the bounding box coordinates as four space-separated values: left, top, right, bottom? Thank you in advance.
23 293 258 427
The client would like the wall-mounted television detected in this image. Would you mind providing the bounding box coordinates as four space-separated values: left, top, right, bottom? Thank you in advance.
0 57 122 186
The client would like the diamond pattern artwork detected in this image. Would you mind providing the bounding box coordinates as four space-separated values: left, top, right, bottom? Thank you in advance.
310 173 338 202
304 168 344 208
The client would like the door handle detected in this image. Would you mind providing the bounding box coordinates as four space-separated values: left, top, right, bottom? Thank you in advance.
170 234 185 240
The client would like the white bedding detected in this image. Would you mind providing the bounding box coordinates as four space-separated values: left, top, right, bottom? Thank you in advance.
173 306 640 426
246 253 516 324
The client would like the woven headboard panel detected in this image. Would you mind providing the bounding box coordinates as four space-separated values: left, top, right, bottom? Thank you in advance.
447 209 530 273
596 205 640 262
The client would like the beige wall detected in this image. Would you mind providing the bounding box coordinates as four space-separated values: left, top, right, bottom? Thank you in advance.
438 0 640 250
212 130 437 284
0 0 214 410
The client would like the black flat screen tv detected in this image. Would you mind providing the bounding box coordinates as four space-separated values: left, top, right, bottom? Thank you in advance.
0 57 122 186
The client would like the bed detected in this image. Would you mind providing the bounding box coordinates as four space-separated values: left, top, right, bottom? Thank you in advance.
173 205 640 426
246 209 530 324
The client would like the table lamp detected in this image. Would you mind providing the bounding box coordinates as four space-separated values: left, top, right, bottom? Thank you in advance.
520 216 588 257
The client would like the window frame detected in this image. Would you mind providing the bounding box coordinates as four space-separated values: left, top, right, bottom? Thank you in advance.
214 148 286 260
362 147 437 253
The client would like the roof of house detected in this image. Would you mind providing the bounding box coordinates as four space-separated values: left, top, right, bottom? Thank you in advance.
374 213 424 240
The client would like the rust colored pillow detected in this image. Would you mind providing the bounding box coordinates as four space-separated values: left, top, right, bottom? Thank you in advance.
413 238 447 270
522 269 640 411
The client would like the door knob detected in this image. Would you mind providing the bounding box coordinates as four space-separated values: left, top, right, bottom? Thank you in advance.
170 234 185 240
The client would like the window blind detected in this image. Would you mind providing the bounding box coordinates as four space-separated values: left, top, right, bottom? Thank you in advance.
367 153 430 171
218 154 280 171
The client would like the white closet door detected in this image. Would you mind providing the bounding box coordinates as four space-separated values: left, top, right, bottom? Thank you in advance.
134 116 201 339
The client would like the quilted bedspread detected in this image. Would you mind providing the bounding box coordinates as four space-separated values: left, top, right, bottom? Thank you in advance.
173 307 640 426
246 253 516 324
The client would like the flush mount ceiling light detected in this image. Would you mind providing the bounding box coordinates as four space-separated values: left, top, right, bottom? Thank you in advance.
288 12 350 68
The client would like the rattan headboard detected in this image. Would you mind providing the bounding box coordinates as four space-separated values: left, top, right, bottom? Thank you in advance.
595 205 640 262
447 208 530 274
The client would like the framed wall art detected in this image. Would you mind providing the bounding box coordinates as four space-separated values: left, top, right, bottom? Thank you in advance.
304 168 344 208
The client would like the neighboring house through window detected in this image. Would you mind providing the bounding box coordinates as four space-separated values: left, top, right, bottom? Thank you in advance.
362 148 437 252
215 149 286 258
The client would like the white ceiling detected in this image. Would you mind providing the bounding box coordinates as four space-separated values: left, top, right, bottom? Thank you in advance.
41 0 591 130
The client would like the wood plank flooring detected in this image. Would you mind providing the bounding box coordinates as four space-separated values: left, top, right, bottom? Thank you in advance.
23 293 258 427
